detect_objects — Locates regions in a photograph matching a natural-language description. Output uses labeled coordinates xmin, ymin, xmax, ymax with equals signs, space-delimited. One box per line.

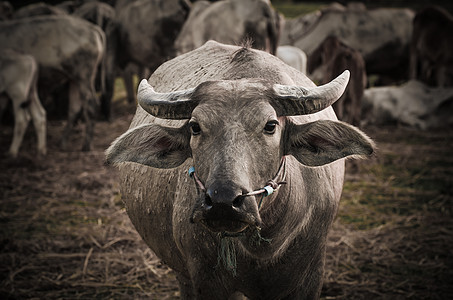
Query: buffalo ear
xmin=285 ymin=120 xmax=375 ymax=167
xmin=105 ymin=123 xmax=191 ymax=168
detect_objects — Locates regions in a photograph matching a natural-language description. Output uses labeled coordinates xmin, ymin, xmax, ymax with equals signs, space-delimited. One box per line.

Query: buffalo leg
xmin=61 ymin=82 xmax=81 ymax=150
xmin=123 ymin=65 xmax=137 ymax=104
xmin=81 ymin=81 xmax=97 ymax=152
xmin=28 ymin=80 xmax=47 ymax=156
xmin=9 ymin=91 xmax=30 ymax=157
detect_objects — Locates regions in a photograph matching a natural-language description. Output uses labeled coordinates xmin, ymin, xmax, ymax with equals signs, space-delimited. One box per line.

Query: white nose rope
xmin=188 ymin=156 xmax=287 ymax=208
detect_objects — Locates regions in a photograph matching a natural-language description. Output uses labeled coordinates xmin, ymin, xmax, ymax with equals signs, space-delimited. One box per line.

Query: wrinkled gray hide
xmin=106 ymin=41 xmax=375 ymax=299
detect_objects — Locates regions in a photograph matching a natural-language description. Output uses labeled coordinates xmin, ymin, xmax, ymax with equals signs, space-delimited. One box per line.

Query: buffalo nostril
xmin=232 ymin=195 xmax=244 ymax=208
xmin=204 ymin=194 xmax=213 ymax=207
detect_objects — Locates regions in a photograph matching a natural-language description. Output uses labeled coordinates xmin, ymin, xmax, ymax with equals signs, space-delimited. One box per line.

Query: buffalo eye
xmin=264 ymin=120 xmax=278 ymax=134
xmin=189 ymin=122 xmax=201 ymax=135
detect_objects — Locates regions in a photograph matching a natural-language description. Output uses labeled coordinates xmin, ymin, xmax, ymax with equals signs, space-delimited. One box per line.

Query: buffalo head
xmin=106 ymin=70 xmax=374 ymax=234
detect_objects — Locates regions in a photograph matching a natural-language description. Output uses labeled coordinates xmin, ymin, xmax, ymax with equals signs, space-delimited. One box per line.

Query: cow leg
xmin=9 ymin=90 xmax=31 ymax=158
xmin=61 ymin=82 xmax=82 ymax=150
xmin=100 ymin=73 xmax=114 ymax=121
xmin=409 ymin=47 xmax=418 ymax=80
xmin=123 ymin=65 xmax=137 ymax=104
xmin=28 ymin=81 xmax=47 ymax=156
xmin=81 ymin=102 xmax=94 ymax=152
xmin=0 ymin=94 xmax=8 ymax=124
xmin=344 ymin=93 xmax=355 ymax=126
xmin=81 ymin=81 xmax=97 ymax=152
xmin=436 ymin=65 xmax=448 ymax=87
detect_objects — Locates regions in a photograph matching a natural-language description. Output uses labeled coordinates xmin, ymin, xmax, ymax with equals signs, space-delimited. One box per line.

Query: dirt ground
xmin=0 ymin=98 xmax=452 ymax=299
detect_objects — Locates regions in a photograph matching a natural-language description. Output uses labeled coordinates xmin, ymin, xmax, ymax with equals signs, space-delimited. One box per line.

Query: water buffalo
xmin=0 ymin=15 xmax=105 ymax=151
xmin=0 ymin=49 xmax=46 ymax=157
xmin=73 ymin=1 xmax=116 ymax=119
xmin=106 ymin=41 xmax=375 ymax=299
xmin=0 ymin=1 xmax=12 ymax=20
xmin=308 ymin=36 xmax=367 ymax=126
xmin=73 ymin=1 xmax=115 ymax=32
xmin=409 ymin=6 xmax=453 ymax=87
xmin=276 ymin=45 xmax=307 ymax=74
xmin=281 ymin=5 xmax=414 ymax=84
xmin=174 ymin=0 xmax=281 ymax=55
xmin=101 ymin=0 xmax=190 ymax=119
xmin=362 ymin=80 xmax=453 ymax=129
xmin=12 ymin=2 xmax=67 ymax=19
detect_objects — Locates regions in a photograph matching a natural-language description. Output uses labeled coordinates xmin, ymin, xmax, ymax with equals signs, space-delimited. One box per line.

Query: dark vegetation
xmin=1 ymin=82 xmax=452 ymax=298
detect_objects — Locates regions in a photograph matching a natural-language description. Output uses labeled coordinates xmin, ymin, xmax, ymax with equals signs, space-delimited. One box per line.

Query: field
xmin=1 ymin=83 xmax=452 ymax=299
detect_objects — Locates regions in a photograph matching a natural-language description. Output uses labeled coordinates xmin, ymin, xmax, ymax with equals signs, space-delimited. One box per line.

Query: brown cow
xmin=308 ymin=36 xmax=367 ymax=126
xmin=409 ymin=6 xmax=453 ymax=87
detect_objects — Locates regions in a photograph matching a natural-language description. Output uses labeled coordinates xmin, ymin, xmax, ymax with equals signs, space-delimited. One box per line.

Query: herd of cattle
xmin=0 ymin=0 xmax=452 ymax=158
xmin=1 ymin=1 xmax=449 ymax=298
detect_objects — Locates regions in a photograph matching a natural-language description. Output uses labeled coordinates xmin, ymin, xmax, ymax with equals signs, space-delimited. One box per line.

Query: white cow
xmin=362 ymin=80 xmax=453 ymax=129
xmin=276 ymin=45 xmax=307 ymax=74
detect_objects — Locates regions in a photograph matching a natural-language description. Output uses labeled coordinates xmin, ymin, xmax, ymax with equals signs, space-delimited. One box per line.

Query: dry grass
xmin=0 ymin=98 xmax=452 ymax=298
xmin=323 ymin=126 xmax=453 ymax=299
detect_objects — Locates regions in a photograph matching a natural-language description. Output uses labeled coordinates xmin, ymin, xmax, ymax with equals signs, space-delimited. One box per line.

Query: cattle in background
xmin=308 ymin=36 xmax=367 ymax=126
xmin=12 ymin=2 xmax=66 ymax=18
xmin=276 ymin=45 xmax=307 ymax=74
xmin=362 ymin=80 xmax=453 ymax=129
xmin=73 ymin=1 xmax=115 ymax=32
xmin=73 ymin=1 xmax=116 ymax=120
xmin=0 ymin=15 xmax=105 ymax=151
xmin=55 ymin=1 xmax=79 ymax=13
xmin=281 ymin=4 xmax=414 ymax=85
xmin=105 ymin=41 xmax=375 ymax=299
xmin=0 ymin=50 xmax=46 ymax=157
xmin=0 ymin=1 xmax=12 ymax=20
xmin=409 ymin=6 xmax=453 ymax=87
xmin=101 ymin=0 xmax=190 ymax=118
xmin=113 ymin=0 xmax=140 ymax=12
xmin=174 ymin=0 xmax=282 ymax=55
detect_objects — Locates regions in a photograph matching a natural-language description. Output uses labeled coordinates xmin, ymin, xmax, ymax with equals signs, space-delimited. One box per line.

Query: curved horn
xmin=271 ymin=70 xmax=350 ymax=116
xmin=137 ymin=79 xmax=198 ymax=119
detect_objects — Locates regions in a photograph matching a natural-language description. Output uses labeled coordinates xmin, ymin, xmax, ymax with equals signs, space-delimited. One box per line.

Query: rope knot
xmin=266 ymin=180 xmax=279 ymax=190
